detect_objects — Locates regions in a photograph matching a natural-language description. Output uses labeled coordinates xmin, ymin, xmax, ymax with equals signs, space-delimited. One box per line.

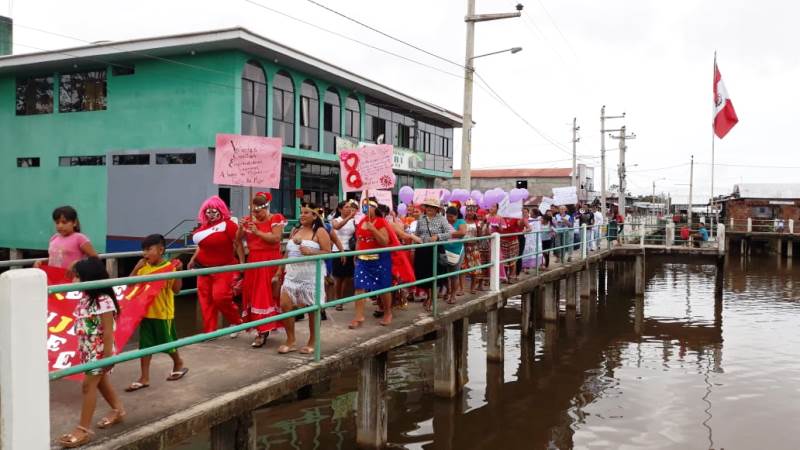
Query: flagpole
xmin=711 ymin=50 xmax=717 ymax=239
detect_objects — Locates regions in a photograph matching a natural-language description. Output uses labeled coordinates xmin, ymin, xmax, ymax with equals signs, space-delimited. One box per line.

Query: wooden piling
xmin=434 ymin=318 xmax=469 ymax=397
xmin=487 ymin=305 xmax=504 ymax=362
xmin=357 ymin=353 xmax=388 ymax=449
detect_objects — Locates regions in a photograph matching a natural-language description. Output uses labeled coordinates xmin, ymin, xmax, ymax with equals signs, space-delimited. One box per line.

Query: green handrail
xmin=47 ymin=228 xmax=610 ymax=380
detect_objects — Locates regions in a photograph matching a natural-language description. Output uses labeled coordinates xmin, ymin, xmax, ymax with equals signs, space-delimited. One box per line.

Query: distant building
xmin=439 ymin=165 xmax=595 ymax=201
xmin=723 ymin=183 xmax=800 ymax=222
xmin=0 ymin=27 xmax=460 ymax=252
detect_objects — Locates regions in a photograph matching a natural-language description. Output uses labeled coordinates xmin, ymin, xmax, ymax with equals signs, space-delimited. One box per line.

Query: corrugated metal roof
xmin=452 ymin=168 xmax=572 ymax=178
xmin=734 ymin=183 xmax=800 ymax=199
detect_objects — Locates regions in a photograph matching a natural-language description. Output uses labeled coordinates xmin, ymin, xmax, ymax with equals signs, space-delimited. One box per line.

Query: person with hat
xmin=414 ymin=197 xmax=453 ymax=311
xmin=237 ymin=192 xmax=287 ymax=348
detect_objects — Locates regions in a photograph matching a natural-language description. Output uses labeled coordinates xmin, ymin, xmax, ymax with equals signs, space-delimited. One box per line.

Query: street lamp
xmin=470 ymin=47 xmax=523 ymax=61
xmin=460 ymin=1 xmax=523 ymax=190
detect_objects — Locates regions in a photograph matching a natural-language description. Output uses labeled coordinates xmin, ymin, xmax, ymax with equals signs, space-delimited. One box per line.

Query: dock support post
xmin=543 ymin=282 xmax=559 ymax=321
xmin=210 ymin=412 xmax=256 ymax=450
xmin=434 ymin=318 xmax=469 ymax=397
xmin=665 ymin=223 xmax=675 ymax=247
xmin=0 ymin=269 xmax=50 ymax=450
xmin=634 ymin=254 xmax=645 ymax=296
xmin=520 ymin=291 xmax=534 ymax=337
xmin=487 ymin=304 xmax=504 ymax=362
xmin=489 ymin=233 xmax=501 ymax=293
xmin=789 ymin=241 xmax=794 ymax=258
xmin=598 ymin=261 xmax=606 ymax=298
xmin=747 ymin=217 xmax=752 ymax=233
xmin=357 ymin=353 xmax=388 ymax=449
xmin=566 ymin=274 xmax=577 ymax=309
xmin=791 ymin=219 xmax=795 ymax=235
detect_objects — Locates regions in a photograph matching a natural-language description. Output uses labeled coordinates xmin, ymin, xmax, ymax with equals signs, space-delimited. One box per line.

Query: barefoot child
xmin=57 ymin=258 xmax=125 ymax=448
xmin=35 ymin=205 xmax=97 ymax=271
xmin=125 ymin=234 xmax=188 ymax=392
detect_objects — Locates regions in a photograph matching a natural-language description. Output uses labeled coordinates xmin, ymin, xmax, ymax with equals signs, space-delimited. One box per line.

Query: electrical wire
xmin=534 ymin=0 xmax=578 ymax=58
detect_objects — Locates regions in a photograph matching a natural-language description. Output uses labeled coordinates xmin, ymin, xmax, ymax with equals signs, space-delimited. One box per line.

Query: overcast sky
xmin=5 ymin=0 xmax=797 ymax=202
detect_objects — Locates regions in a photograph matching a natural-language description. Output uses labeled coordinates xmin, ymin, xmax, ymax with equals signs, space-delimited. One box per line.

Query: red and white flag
xmin=713 ymin=61 xmax=739 ymax=138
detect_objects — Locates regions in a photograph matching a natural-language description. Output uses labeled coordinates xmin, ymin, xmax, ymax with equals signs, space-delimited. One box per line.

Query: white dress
xmin=282 ymin=239 xmax=326 ymax=307
xmin=522 ymin=218 xmax=543 ymax=269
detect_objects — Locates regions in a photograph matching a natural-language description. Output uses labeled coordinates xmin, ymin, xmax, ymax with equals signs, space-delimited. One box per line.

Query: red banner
xmin=43 ymin=262 xmax=177 ymax=376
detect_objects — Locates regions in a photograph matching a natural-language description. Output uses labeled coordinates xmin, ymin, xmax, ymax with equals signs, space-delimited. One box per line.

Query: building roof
xmin=0 ymin=27 xmax=462 ymax=127
xmin=452 ymin=168 xmax=573 ymax=178
xmin=733 ymin=183 xmax=800 ymax=199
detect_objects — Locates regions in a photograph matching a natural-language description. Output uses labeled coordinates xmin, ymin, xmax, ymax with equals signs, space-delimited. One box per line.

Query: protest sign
xmin=44 ymin=263 xmax=177 ymax=378
xmin=539 ymin=196 xmax=553 ymax=212
xmin=213 ymin=134 xmax=282 ymax=188
xmin=361 ymin=190 xmax=393 ymax=210
xmin=552 ymin=186 xmax=578 ymax=206
xmin=339 ymin=144 xmax=395 ymax=193
xmin=412 ymin=188 xmax=444 ymax=206
xmin=498 ymin=195 xmax=523 ymax=218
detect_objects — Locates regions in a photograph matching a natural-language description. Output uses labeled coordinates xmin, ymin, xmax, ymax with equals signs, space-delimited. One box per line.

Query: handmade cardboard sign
xmin=498 ymin=195 xmax=523 ymax=218
xmin=552 ymin=186 xmax=578 ymax=206
xmin=539 ymin=196 xmax=554 ymax=212
xmin=412 ymin=188 xmax=444 ymax=206
xmin=339 ymin=144 xmax=395 ymax=192
xmin=361 ymin=190 xmax=393 ymax=210
xmin=213 ymin=134 xmax=282 ymax=188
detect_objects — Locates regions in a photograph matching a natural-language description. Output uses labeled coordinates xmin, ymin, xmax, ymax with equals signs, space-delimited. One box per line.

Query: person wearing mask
xmin=414 ymin=197 xmax=452 ymax=311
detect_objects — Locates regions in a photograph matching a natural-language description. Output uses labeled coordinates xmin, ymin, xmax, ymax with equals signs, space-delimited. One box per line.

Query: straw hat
xmin=421 ymin=197 xmax=443 ymax=209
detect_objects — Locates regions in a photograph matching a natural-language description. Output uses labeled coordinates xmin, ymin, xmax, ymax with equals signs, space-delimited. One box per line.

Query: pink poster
xmin=213 ymin=134 xmax=283 ymax=188
xmin=412 ymin=188 xmax=444 ymax=206
xmin=339 ymin=145 xmax=395 ymax=193
xmin=360 ymin=190 xmax=393 ymax=210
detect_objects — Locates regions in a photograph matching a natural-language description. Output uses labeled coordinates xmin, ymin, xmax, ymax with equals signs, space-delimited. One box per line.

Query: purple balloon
xmin=398 ymin=186 xmax=414 ymax=205
xmin=440 ymin=189 xmax=451 ymax=203
xmin=460 ymin=205 xmax=467 ymax=217
xmin=509 ymin=188 xmax=526 ymax=203
xmin=451 ymin=188 xmax=469 ymax=203
xmin=397 ymin=203 xmax=408 ymax=217
xmin=470 ymin=190 xmax=483 ymax=203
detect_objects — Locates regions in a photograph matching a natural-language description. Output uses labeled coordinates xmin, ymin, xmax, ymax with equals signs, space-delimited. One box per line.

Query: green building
xmin=0 ymin=26 xmax=460 ymax=252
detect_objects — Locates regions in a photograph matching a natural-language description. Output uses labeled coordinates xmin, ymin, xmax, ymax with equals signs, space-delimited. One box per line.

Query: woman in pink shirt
xmin=36 ymin=206 xmax=98 ymax=271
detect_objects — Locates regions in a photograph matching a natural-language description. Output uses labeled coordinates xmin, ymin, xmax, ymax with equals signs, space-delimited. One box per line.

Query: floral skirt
xmin=462 ymin=242 xmax=483 ymax=275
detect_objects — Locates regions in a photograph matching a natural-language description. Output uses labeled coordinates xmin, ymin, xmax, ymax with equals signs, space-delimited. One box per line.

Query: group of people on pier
xmin=44 ymin=195 xmax=614 ymax=447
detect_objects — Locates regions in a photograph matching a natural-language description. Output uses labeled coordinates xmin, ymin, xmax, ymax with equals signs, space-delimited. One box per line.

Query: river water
xmin=175 ymin=255 xmax=800 ymax=449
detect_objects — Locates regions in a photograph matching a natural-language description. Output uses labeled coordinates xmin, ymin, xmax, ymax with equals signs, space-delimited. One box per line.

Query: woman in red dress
xmin=188 ymin=196 xmax=244 ymax=334
xmin=237 ymin=192 xmax=286 ymax=348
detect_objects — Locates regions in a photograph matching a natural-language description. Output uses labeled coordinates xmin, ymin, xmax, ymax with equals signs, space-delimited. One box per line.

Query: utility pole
xmin=609 ymin=125 xmax=635 ymax=214
xmin=460 ymin=1 xmax=522 ymax=190
xmin=688 ymin=155 xmax=694 ymax=227
xmin=572 ymin=117 xmax=580 ymax=193
xmin=600 ymin=106 xmax=625 ymax=217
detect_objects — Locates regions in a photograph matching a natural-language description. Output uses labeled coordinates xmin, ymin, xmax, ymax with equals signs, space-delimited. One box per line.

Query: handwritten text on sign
xmin=214 ymin=134 xmax=283 ymax=188
xmin=339 ymin=144 xmax=395 ymax=193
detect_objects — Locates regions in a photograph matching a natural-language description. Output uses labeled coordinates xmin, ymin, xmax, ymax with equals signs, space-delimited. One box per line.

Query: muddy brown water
xmin=171 ymin=255 xmax=800 ymax=449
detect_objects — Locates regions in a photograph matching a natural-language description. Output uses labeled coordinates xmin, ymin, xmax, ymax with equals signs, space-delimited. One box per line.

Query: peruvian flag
xmin=713 ymin=61 xmax=739 ymax=138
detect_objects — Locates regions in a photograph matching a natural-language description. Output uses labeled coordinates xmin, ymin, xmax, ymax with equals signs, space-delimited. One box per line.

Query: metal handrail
xmin=46 ymin=227 xmax=615 ymax=380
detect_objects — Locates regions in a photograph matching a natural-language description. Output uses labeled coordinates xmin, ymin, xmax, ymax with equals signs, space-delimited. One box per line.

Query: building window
xmin=113 ymin=154 xmax=150 ymax=165
xmin=241 ymin=61 xmax=267 ymax=136
xmin=16 ymin=157 xmax=40 ymax=167
xmin=323 ymin=88 xmax=341 ymax=154
xmin=300 ymin=162 xmax=340 ymax=212
xmin=16 ymin=76 xmax=54 ymax=115
xmin=271 ymin=159 xmax=297 ymax=219
xmin=272 ymin=71 xmax=295 ymax=148
xmin=59 ymin=155 xmax=106 ymax=166
xmin=345 ymin=96 xmax=360 ymax=139
xmin=156 ymin=153 xmax=196 ymax=165
xmin=299 ymin=81 xmax=319 ymax=151
xmin=371 ymin=116 xmax=386 ymax=143
xmin=111 ymin=65 xmax=135 ymax=76
xmin=397 ymin=124 xmax=411 ymax=148
xmin=59 ymin=70 xmax=107 ymax=113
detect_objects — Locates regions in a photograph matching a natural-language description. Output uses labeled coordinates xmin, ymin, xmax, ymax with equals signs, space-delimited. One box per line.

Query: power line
xmin=534 ymin=0 xmax=577 ymax=58
xmin=305 ymin=0 xmax=463 ymax=69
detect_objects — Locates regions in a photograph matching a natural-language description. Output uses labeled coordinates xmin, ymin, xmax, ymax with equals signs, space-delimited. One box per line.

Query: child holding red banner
xmin=124 ymin=234 xmax=188 ymax=393
xmin=57 ymin=257 xmax=125 ymax=448
xmin=34 ymin=205 xmax=98 ymax=272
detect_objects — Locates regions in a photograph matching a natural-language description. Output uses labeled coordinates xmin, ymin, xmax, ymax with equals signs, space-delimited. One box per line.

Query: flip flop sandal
xmin=278 ymin=345 xmax=297 ymax=354
xmin=299 ymin=346 xmax=314 ymax=354
xmin=58 ymin=426 xmax=94 ymax=448
xmin=125 ymin=382 xmax=149 ymax=392
xmin=348 ymin=320 xmax=364 ymax=329
xmin=97 ymin=409 xmax=126 ymax=429
xmin=166 ymin=368 xmax=189 ymax=381
xmin=372 ymin=310 xmax=385 ymax=318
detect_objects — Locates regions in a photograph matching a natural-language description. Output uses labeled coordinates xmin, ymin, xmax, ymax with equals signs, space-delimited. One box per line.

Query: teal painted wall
xmin=0 ymin=51 xmax=240 ymax=251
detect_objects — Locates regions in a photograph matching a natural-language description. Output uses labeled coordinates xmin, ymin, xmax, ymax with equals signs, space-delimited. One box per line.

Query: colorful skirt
xmin=354 ymin=252 xmax=393 ymax=292
xmin=478 ymin=239 xmax=491 ymax=278
xmin=242 ymin=250 xmax=283 ymax=333
xmin=501 ymin=239 xmax=520 ymax=263
xmin=462 ymin=242 xmax=482 ymax=275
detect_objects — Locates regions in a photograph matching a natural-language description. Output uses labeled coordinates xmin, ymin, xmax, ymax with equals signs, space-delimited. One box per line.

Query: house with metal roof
xmin=438 ymin=165 xmax=596 ymax=201
xmin=0 ymin=24 xmax=461 ymax=252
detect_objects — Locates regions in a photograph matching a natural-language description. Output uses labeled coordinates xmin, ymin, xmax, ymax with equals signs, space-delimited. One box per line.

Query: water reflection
xmin=174 ymin=254 xmax=800 ymax=449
